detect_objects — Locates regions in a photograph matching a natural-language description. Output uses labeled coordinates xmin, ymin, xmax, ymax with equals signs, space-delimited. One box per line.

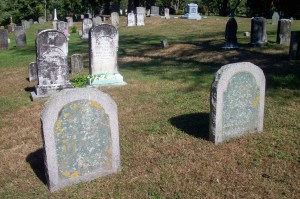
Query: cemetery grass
xmin=0 ymin=16 xmax=299 ymax=198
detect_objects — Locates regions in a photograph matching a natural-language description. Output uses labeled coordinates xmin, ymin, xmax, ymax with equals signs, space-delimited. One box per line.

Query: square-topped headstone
xmin=111 ymin=12 xmax=119 ymax=29
xmin=127 ymin=12 xmax=136 ymax=27
xmin=210 ymin=62 xmax=265 ymax=144
xmin=136 ymin=13 xmax=145 ymax=26
xmin=28 ymin=62 xmax=37 ymax=81
xmin=93 ymin=16 xmax=102 ymax=26
xmin=71 ymin=54 xmax=83 ymax=73
xmin=276 ymin=19 xmax=292 ymax=45
xmin=289 ymin=31 xmax=300 ymax=60
xmin=82 ymin=18 xmax=93 ymax=39
xmin=136 ymin=7 xmax=146 ymax=16
xmin=250 ymin=17 xmax=267 ymax=46
xmin=150 ymin=6 xmax=160 ymax=17
xmin=14 ymin=26 xmax=27 ymax=47
xmin=38 ymin=16 xmax=46 ymax=24
xmin=164 ymin=8 xmax=170 ymax=19
xmin=41 ymin=88 xmax=120 ymax=192
xmin=0 ymin=29 xmax=9 ymax=50
xmin=66 ymin=17 xmax=73 ymax=27
xmin=183 ymin=3 xmax=201 ymax=20
xmin=272 ymin=12 xmax=280 ymax=25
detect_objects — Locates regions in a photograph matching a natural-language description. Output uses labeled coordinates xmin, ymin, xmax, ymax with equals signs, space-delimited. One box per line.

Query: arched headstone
xmin=222 ymin=17 xmax=238 ymax=49
xmin=250 ymin=17 xmax=267 ymax=46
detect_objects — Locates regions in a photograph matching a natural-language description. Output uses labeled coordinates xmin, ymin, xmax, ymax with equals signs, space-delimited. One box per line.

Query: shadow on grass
xmin=169 ymin=113 xmax=210 ymax=140
xmin=26 ymin=148 xmax=47 ymax=185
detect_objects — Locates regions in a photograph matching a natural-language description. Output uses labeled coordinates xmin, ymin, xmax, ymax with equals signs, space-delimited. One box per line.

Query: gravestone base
xmin=88 ymin=73 xmax=125 ymax=86
xmin=31 ymin=84 xmax=73 ymax=101
xmin=182 ymin=13 xmax=201 ymax=20
xmin=222 ymin=43 xmax=239 ymax=50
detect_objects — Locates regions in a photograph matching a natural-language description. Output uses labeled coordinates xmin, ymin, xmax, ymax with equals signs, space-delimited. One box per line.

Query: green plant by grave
xmin=71 ymin=26 xmax=77 ymax=33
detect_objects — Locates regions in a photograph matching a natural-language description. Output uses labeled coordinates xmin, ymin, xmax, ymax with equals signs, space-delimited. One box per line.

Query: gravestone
xmin=29 ymin=19 xmax=34 ymax=25
xmin=93 ymin=16 xmax=102 ymax=26
xmin=289 ymin=31 xmax=300 ymax=60
xmin=52 ymin=21 xmax=57 ymax=30
xmin=38 ymin=16 xmax=45 ymax=24
xmin=31 ymin=30 xmax=73 ymax=100
xmin=22 ymin=20 xmax=30 ymax=29
xmin=127 ymin=12 xmax=136 ymax=27
xmin=7 ymin=23 xmax=16 ymax=32
xmin=71 ymin=54 xmax=83 ymax=73
xmin=276 ymin=19 xmax=292 ymax=45
xmin=66 ymin=17 xmax=73 ymax=27
xmin=41 ymin=88 xmax=121 ymax=192
xmin=88 ymin=24 xmax=125 ymax=85
xmin=81 ymin=14 xmax=84 ymax=19
xmin=183 ymin=3 xmax=201 ymax=20
xmin=222 ymin=17 xmax=238 ymax=49
xmin=57 ymin=21 xmax=65 ymax=33
xmin=28 ymin=62 xmax=37 ymax=81
xmin=0 ymin=29 xmax=9 ymax=50
xmin=136 ymin=13 xmax=145 ymax=26
xmin=150 ymin=6 xmax=160 ymax=17
xmin=111 ymin=12 xmax=119 ymax=29
xmin=161 ymin=39 xmax=169 ymax=48
xmin=210 ymin=62 xmax=265 ymax=144
xmin=82 ymin=18 xmax=93 ymax=39
xmin=14 ymin=26 xmax=27 ymax=47
xmin=272 ymin=12 xmax=280 ymax=25
xmin=164 ymin=8 xmax=170 ymax=19
xmin=78 ymin=30 xmax=83 ymax=36
xmin=250 ymin=17 xmax=267 ymax=46
xmin=136 ymin=7 xmax=146 ymax=16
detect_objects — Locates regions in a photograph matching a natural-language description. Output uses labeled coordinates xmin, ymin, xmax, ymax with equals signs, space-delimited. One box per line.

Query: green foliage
xmin=70 ymin=77 xmax=88 ymax=88
xmin=71 ymin=26 xmax=77 ymax=33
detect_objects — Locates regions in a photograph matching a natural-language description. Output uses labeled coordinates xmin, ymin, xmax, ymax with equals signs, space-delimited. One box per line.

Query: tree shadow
xmin=169 ymin=113 xmax=210 ymax=140
xmin=26 ymin=148 xmax=47 ymax=185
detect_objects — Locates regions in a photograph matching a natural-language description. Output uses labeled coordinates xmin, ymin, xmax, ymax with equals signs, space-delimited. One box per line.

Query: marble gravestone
xmin=127 ymin=12 xmax=136 ymax=27
xmin=136 ymin=7 xmax=146 ymax=16
xmin=276 ymin=19 xmax=292 ymax=45
xmin=82 ymin=18 xmax=93 ymax=39
xmin=88 ymin=24 xmax=125 ymax=85
xmin=250 ymin=17 xmax=267 ymax=46
xmin=31 ymin=30 xmax=73 ymax=100
xmin=71 ymin=54 xmax=83 ymax=73
xmin=164 ymin=8 xmax=170 ymax=19
xmin=0 ymin=29 xmax=9 ymax=50
xmin=150 ymin=6 xmax=160 ymax=17
xmin=289 ymin=31 xmax=300 ymax=60
xmin=93 ymin=16 xmax=102 ymax=26
xmin=41 ymin=88 xmax=121 ymax=192
xmin=272 ymin=12 xmax=280 ymax=25
xmin=222 ymin=17 xmax=238 ymax=49
xmin=210 ymin=62 xmax=265 ymax=144
xmin=14 ymin=26 xmax=27 ymax=47
xmin=111 ymin=12 xmax=120 ymax=29
xmin=136 ymin=13 xmax=145 ymax=26
xmin=28 ymin=62 xmax=37 ymax=81
xmin=183 ymin=3 xmax=201 ymax=20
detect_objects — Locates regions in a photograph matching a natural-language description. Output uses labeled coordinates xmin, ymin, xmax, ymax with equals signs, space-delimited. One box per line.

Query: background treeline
xmin=1 ymin=0 xmax=299 ymax=26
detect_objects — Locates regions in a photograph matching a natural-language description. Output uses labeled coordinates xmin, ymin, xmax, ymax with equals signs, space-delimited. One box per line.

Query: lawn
xmin=0 ymin=16 xmax=299 ymax=198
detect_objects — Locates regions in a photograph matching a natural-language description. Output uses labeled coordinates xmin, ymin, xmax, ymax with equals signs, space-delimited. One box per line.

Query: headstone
xmin=14 ymin=26 xmax=27 ymax=47
xmin=136 ymin=7 xmax=146 ymax=16
xmin=57 ymin=21 xmax=69 ymax=37
xmin=34 ymin=21 xmax=38 ymax=24
xmin=38 ymin=16 xmax=45 ymax=24
xmin=21 ymin=20 xmax=30 ymax=29
xmin=31 ymin=30 xmax=73 ymax=100
xmin=111 ymin=12 xmax=119 ymax=29
xmin=150 ymin=6 xmax=160 ymax=17
xmin=28 ymin=62 xmax=38 ymax=81
xmin=127 ymin=12 xmax=136 ymax=27
xmin=81 ymin=14 xmax=84 ymax=19
xmin=250 ymin=17 xmax=267 ymax=46
xmin=244 ymin=32 xmax=250 ymax=37
xmin=88 ymin=24 xmax=124 ymax=85
xmin=29 ymin=19 xmax=34 ymax=25
xmin=120 ymin=9 xmax=123 ymax=16
xmin=210 ymin=62 xmax=265 ymax=144
xmin=7 ymin=23 xmax=16 ymax=32
xmin=52 ymin=21 xmax=57 ymax=30
xmin=41 ymin=88 xmax=121 ymax=192
xmin=146 ymin=9 xmax=150 ymax=17
xmin=164 ymin=8 xmax=170 ymax=19
xmin=289 ymin=31 xmax=300 ymax=60
xmin=71 ymin=54 xmax=83 ymax=73
xmin=0 ymin=29 xmax=9 ymax=50
xmin=66 ymin=17 xmax=73 ymax=27
xmin=222 ymin=17 xmax=238 ymax=49
xmin=82 ymin=18 xmax=93 ymax=39
xmin=93 ymin=16 xmax=102 ymax=26
xmin=136 ymin=13 xmax=145 ymax=26
xmin=7 ymin=38 xmax=10 ymax=43
xmin=78 ymin=30 xmax=83 ymax=36
xmin=53 ymin=9 xmax=58 ymax=21
xmin=272 ymin=12 xmax=280 ymax=25
xmin=161 ymin=39 xmax=169 ymax=48
xmin=276 ymin=19 xmax=292 ymax=45
xmin=183 ymin=3 xmax=201 ymax=20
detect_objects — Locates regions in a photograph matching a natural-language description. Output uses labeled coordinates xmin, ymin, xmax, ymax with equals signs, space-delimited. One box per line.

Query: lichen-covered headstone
xmin=14 ymin=26 xmax=27 ymax=47
xmin=276 ymin=19 xmax=292 ymax=45
xmin=0 ymin=29 xmax=9 ymax=50
xmin=38 ymin=16 xmax=45 ymax=24
xmin=150 ymin=6 xmax=159 ymax=17
xmin=136 ymin=13 xmax=145 ymax=26
xmin=88 ymin=24 xmax=124 ymax=85
xmin=127 ymin=12 xmax=136 ymax=27
xmin=82 ymin=18 xmax=92 ymax=39
xmin=250 ymin=17 xmax=267 ymax=46
xmin=93 ymin=16 xmax=102 ymax=26
xmin=222 ymin=17 xmax=238 ymax=49
xmin=111 ymin=12 xmax=119 ymax=29
xmin=272 ymin=12 xmax=280 ymax=25
xmin=41 ymin=88 xmax=120 ymax=192
xmin=210 ymin=62 xmax=265 ymax=144
xmin=31 ymin=30 xmax=73 ymax=100
xmin=289 ymin=31 xmax=300 ymax=60
xmin=71 ymin=54 xmax=83 ymax=73
xmin=28 ymin=62 xmax=37 ymax=81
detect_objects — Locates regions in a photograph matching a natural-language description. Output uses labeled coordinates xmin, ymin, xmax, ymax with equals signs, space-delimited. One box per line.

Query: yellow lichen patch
xmin=62 ymin=171 xmax=70 ymax=177
xmin=68 ymin=118 xmax=75 ymax=123
xmin=71 ymin=104 xmax=79 ymax=110
xmin=64 ymin=113 xmax=70 ymax=118
xmin=253 ymin=96 xmax=260 ymax=107
xmin=90 ymin=101 xmax=102 ymax=109
xmin=62 ymin=145 xmax=67 ymax=151
xmin=56 ymin=120 xmax=62 ymax=128
xmin=71 ymin=171 xmax=78 ymax=178
xmin=106 ymin=148 xmax=112 ymax=155
xmin=62 ymin=139 xmax=68 ymax=144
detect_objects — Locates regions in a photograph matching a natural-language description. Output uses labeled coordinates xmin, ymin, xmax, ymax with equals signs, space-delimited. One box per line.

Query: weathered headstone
xmin=164 ymin=8 xmax=170 ymax=19
xmin=14 ymin=26 xmax=27 ymax=47
xmin=88 ymin=24 xmax=125 ymax=85
xmin=250 ymin=17 xmax=267 ymax=46
xmin=222 ymin=17 xmax=238 ymax=49
xmin=41 ymin=88 xmax=121 ymax=192
xmin=127 ymin=12 xmax=136 ymax=27
xmin=276 ymin=19 xmax=292 ymax=45
xmin=210 ymin=62 xmax=265 ymax=144
xmin=7 ymin=23 xmax=16 ymax=32
xmin=21 ymin=20 xmax=30 ymax=29
xmin=150 ymin=6 xmax=160 ymax=17
xmin=272 ymin=12 xmax=280 ymax=25
xmin=111 ymin=12 xmax=119 ymax=29
xmin=29 ymin=19 xmax=34 ymax=25
xmin=52 ymin=21 xmax=57 ymax=30
xmin=183 ymin=3 xmax=201 ymax=20
xmin=66 ymin=17 xmax=73 ymax=27
xmin=57 ymin=21 xmax=69 ymax=37
xmin=38 ymin=16 xmax=45 ymax=24
xmin=71 ymin=54 xmax=83 ymax=73
xmin=136 ymin=7 xmax=146 ymax=16
xmin=161 ymin=39 xmax=169 ymax=48
xmin=28 ymin=62 xmax=38 ymax=81
xmin=136 ymin=13 xmax=145 ymax=26
xmin=31 ymin=30 xmax=73 ymax=100
xmin=289 ymin=31 xmax=300 ymax=60
xmin=82 ymin=18 xmax=93 ymax=39
xmin=0 ymin=29 xmax=9 ymax=50
xmin=93 ymin=16 xmax=102 ymax=26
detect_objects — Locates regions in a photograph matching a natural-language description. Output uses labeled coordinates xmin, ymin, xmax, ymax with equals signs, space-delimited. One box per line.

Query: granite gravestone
xmin=88 ymin=24 xmax=124 ymax=85
xmin=272 ymin=12 xmax=280 ymax=25
xmin=289 ymin=31 xmax=300 ymax=60
xmin=82 ymin=18 xmax=93 ymax=39
xmin=150 ymin=6 xmax=160 ymax=17
xmin=31 ymin=30 xmax=73 ymax=100
xmin=250 ymin=17 xmax=267 ymax=46
xmin=111 ymin=12 xmax=120 ymax=29
xmin=0 ymin=29 xmax=9 ymax=50
xmin=127 ymin=12 xmax=136 ymax=27
xmin=183 ymin=3 xmax=201 ymax=20
xmin=14 ymin=26 xmax=27 ymax=47
xmin=28 ymin=62 xmax=37 ymax=81
xmin=164 ymin=8 xmax=170 ymax=19
xmin=41 ymin=88 xmax=121 ymax=192
xmin=71 ymin=54 xmax=83 ymax=73
xmin=276 ymin=19 xmax=292 ymax=45
xmin=93 ymin=16 xmax=102 ymax=26
xmin=210 ymin=62 xmax=265 ymax=144
xmin=222 ymin=17 xmax=238 ymax=49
